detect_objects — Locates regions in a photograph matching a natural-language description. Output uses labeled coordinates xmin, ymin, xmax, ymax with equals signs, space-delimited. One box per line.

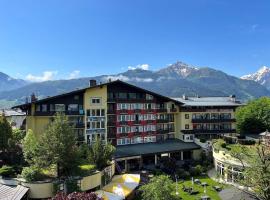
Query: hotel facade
xmin=13 ymin=80 xmax=241 ymax=171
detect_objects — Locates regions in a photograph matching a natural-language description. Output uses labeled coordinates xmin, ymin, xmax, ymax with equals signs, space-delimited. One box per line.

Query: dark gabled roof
xmin=12 ymin=80 xmax=183 ymax=109
xmin=114 ymin=139 xmax=200 ymax=158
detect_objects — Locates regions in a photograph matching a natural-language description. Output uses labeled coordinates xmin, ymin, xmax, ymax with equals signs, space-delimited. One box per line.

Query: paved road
xmin=219 ymin=187 xmax=258 ymax=200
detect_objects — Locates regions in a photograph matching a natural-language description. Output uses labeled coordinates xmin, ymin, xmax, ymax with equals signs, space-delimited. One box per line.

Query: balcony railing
xmin=157 ymin=128 xmax=174 ymax=134
xmin=35 ymin=110 xmax=85 ymax=116
xmin=170 ymin=108 xmax=177 ymax=112
xmin=156 ymin=108 xmax=167 ymax=113
xmin=192 ymin=118 xmax=236 ymax=123
xmin=107 ymin=121 xmax=116 ymax=126
xmin=107 ymin=110 xmax=115 ymax=114
xmin=182 ymin=129 xmax=236 ymax=134
xmin=156 ymin=119 xmax=169 ymax=123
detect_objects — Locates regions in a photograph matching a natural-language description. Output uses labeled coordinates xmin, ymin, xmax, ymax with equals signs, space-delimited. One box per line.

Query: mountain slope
xmin=0 ymin=61 xmax=269 ymax=108
xmin=241 ymin=66 xmax=270 ymax=90
xmin=0 ymin=72 xmax=28 ymax=92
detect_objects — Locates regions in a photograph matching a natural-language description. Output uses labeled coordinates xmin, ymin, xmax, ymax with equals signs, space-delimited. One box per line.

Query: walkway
xmin=207 ymin=168 xmax=258 ymax=200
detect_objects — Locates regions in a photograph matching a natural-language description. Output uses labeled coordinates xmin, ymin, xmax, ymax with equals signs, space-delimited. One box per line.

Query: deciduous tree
xmin=0 ymin=114 xmax=13 ymax=152
xmin=88 ymin=137 xmax=115 ymax=170
xmin=236 ymin=97 xmax=270 ymax=135
xmin=139 ymin=175 xmax=178 ymax=200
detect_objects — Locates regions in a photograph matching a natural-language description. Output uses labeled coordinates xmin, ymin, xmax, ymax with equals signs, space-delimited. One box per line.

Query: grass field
xmin=176 ymin=176 xmax=227 ymax=200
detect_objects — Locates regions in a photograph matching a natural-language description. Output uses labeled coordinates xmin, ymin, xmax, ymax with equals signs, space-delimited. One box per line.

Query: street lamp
xmin=175 ymin=174 xmax=179 ymax=196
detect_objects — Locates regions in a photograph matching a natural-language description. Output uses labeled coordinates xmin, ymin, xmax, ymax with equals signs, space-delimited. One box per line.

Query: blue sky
xmin=0 ymin=0 xmax=269 ymax=81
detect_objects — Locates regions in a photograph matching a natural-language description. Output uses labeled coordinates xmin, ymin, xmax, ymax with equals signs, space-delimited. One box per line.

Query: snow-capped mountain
xmin=1 ymin=61 xmax=269 ymax=109
xmin=241 ymin=66 xmax=270 ymax=90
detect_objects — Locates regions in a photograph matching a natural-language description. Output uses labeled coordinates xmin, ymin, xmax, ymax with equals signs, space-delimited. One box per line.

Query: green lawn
xmin=177 ymin=176 xmax=227 ymax=200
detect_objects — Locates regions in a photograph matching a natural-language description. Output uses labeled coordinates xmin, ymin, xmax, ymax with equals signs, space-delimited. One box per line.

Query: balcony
xmin=118 ymin=109 xmax=129 ymax=114
xmin=107 ymin=121 xmax=116 ymax=126
xmin=170 ymin=108 xmax=177 ymax=112
xmin=156 ymin=119 xmax=169 ymax=123
xmin=76 ymin=136 xmax=85 ymax=142
xmin=74 ymin=123 xmax=85 ymax=128
xmin=181 ymin=129 xmax=236 ymax=134
xmin=157 ymin=129 xmax=171 ymax=134
xmin=156 ymin=108 xmax=167 ymax=113
xmin=192 ymin=118 xmax=236 ymax=123
xmin=145 ymin=109 xmax=155 ymax=113
xmin=107 ymin=109 xmax=115 ymax=114
xmin=119 ymin=121 xmax=129 ymax=125
xmin=107 ymin=98 xmax=154 ymax=103
xmin=35 ymin=110 xmax=84 ymax=116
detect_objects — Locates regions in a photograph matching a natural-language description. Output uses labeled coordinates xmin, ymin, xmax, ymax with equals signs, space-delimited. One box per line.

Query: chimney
xmin=31 ymin=93 xmax=38 ymax=102
xmin=182 ymin=94 xmax=188 ymax=100
xmin=89 ymin=79 xmax=97 ymax=87
xmin=230 ymin=94 xmax=236 ymax=102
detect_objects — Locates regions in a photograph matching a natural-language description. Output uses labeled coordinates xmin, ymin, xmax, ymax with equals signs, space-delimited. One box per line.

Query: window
xmin=131 ymin=137 xmax=143 ymax=144
xmin=146 ymin=94 xmax=154 ymax=100
xmin=118 ymin=93 xmax=127 ymax=99
xmin=185 ymin=124 xmax=189 ymax=129
xmin=42 ymin=104 xmax=47 ymax=112
xmin=50 ymin=104 xmax=55 ymax=112
xmin=185 ymin=114 xmax=189 ymax=119
xmin=117 ymin=138 xmax=130 ymax=145
xmin=68 ymin=104 xmax=78 ymax=111
xmin=36 ymin=104 xmax=41 ymax=112
xmin=55 ymin=104 xmax=65 ymax=112
xmin=129 ymin=93 xmax=137 ymax=99
xmin=74 ymin=95 xmax=79 ymax=100
xmin=91 ymin=97 xmax=101 ymax=104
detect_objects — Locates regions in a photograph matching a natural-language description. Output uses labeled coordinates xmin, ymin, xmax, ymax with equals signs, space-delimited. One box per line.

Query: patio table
xmin=201 ymin=195 xmax=210 ymax=200
xmin=201 ymin=182 xmax=208 ymax=186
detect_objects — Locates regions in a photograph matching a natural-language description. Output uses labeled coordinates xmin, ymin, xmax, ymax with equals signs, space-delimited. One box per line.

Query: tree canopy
xmin=139 ymin=175 xmax=178 ymax=200
xmin=231 ymin=144 xmax=270 ymax=200
xmin=22 ymin=113 xmax=80 ymax=177
xmin=236 ymin=97 xmax=270 ymax=135
xmin=0 ymin=114 xmax=13 ymax=152
xmin=38 ymin=113 xmax=80 ymax=177
xmin=88 ymin=137 xmax=115 ymax=170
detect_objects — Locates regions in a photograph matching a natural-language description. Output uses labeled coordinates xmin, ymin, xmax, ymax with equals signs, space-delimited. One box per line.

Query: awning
xmin=114 ymin=139 xmax=200 ymax=159
xmin=112 ymin=174 xmax=140 ymax=184
xmin=103 ymin=182 xmax=138 ymax=198
xmin=0 ymin=185 xmax=29 ymax=200
xmin=96 ymin=190 xmax=124 ymax=200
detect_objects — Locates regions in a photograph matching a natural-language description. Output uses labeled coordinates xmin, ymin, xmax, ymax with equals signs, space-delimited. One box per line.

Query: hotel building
xmin=13 ymin=80 xmax=241 ymax=171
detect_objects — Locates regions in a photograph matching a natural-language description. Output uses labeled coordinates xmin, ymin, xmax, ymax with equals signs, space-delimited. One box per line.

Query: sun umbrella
xmin=103 ymin=182 xmax=138 ymax=198
xmin=112 ymin=174 xmax=140 ymax=184
xmin=96 ymin=190 xmax=124 ymax=200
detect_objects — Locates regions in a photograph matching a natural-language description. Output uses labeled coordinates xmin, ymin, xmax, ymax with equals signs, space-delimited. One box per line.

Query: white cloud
xmin=102 ymin=75 xmax=130 ymax=82
xmin=26 ymin=71 xmax=58 ymax=82
xmin=128 ymin=64 xmax=150 ymax=70
xmin=68 ymin=70 xmax=80 ymax=79
xmin=134 ymin=77 xmax=154 ymax=82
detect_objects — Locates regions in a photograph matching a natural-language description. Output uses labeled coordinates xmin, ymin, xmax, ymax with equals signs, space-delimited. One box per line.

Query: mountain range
xmin=0 ymin=61 xmax=270 ymax=108
xmin=241 ymin=66 xmax=270 ymax=90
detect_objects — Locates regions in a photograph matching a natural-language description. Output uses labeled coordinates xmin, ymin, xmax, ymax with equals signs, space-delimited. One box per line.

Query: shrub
xmin=21 ymin=166 xmax=42 ymax=182
xmin=176 ymin=168 xmax=190 ymax=179
xmin=194 ymin=164 xmax=203 ymax=175
xmin=0 ymin=165 xmax=15 ymax=178
xmin=200 ymin=138 xmax=206 ymax=143
xmin=221 ymin=142 xmax=227 ymax=149
xmin=51 ymin=192 xmax=101 ymax=200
